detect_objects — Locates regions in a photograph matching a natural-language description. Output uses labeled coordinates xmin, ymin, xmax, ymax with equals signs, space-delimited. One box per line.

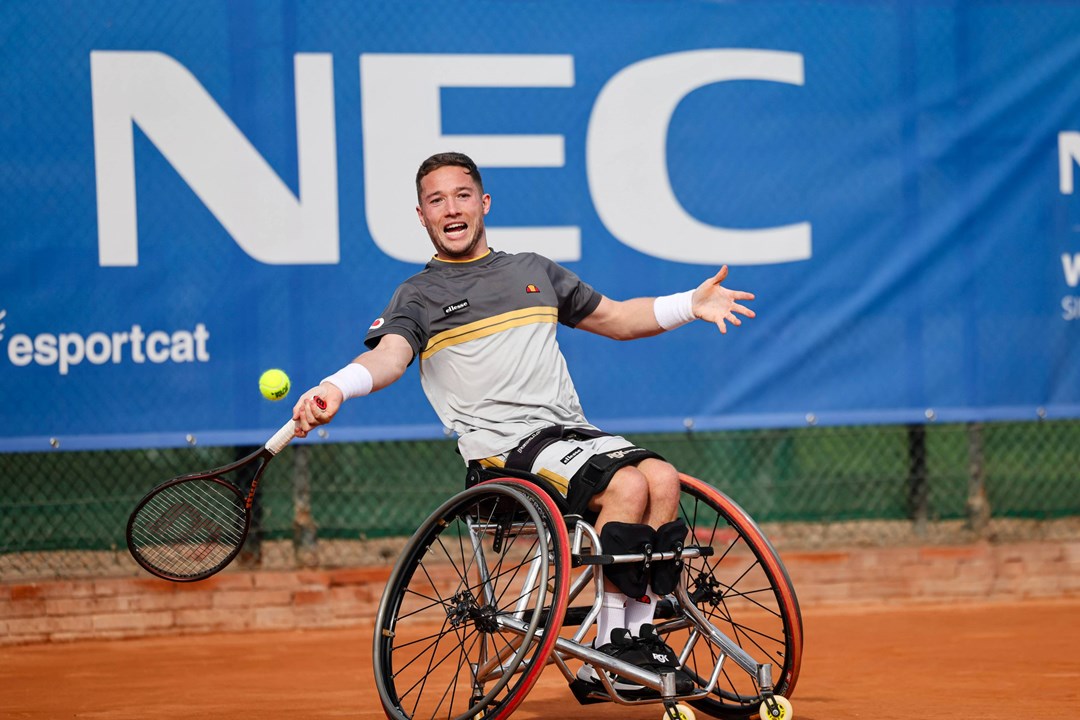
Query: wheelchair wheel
xmin=373 ymin=479 xmax=570 ymax=720
xmin=659 ymin=474 xmax=803 ymax=719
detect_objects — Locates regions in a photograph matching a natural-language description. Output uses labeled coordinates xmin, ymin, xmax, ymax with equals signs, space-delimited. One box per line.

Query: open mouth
xmin=444 ymin=222 xmax=468 ymax=237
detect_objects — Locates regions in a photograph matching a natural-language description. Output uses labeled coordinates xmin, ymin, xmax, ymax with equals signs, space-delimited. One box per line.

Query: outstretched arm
xmin=292 ymin=333 xmax=413 ymax=437
xmin=576 ymin=265 xmax=755 ymax=340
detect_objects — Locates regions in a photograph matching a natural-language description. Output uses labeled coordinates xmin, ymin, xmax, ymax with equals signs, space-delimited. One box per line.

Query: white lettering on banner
xmin=1063 ymin=253 xmax=1080 ymax=287
xmin=360 ymin=54 xmax=579 ymax=263
xmin=1059 ymin=132 xmax=1080 ymax=194
xmin=90 ymin=49 xmax=813 ymax=268
xmin=6 ymin=323 xmax=210 ymax=376
xmin=587 ymin=49 xmax=811 ymax=265
xmin=1062 ymin=296 xmax=1080 ymax=320
xmin=91 ymin=51 xmax=339 ymax=266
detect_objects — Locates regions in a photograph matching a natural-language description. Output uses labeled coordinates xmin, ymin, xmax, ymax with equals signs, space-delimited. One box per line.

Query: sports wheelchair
xmin=372 ymin=468 xmax=803 ymax=720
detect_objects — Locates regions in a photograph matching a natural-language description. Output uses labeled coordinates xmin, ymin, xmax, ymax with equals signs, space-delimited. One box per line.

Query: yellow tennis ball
xmin=259 ymin=368 xmax=290 ymax=401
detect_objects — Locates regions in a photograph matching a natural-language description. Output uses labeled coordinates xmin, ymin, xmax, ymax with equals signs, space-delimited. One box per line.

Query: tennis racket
xmin=126 ymin=399 xmax=324 ymax=582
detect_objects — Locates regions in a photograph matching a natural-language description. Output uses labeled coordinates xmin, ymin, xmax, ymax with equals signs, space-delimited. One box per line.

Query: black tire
xmin=373 ymin=481 xmax=570 ymax=720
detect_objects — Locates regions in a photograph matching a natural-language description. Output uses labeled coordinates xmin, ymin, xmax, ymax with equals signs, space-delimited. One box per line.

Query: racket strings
xmin=129 ymin=477 xmax=247 ymax=578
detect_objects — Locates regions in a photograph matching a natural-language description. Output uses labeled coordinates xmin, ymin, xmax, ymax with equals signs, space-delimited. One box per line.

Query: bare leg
xmin=636 ymin=458 xmax=681 ymax=529
xmin=589 ymin=465 xmax=648 ymax=534
xmin=588 ymin=459 xmax=681 ymax=592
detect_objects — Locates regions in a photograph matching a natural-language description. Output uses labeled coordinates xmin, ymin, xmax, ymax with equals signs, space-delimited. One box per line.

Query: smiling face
xmin=415 ymin=165 xmax=491 ymax=261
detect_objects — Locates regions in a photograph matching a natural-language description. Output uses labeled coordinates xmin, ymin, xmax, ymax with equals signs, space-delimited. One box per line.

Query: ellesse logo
xmin=442 ymin=299 xmax=470 ymax=315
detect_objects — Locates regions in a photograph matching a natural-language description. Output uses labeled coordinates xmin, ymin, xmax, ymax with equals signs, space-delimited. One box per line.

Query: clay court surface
xmin=2 ymin=598 xmax=1077 ymax=720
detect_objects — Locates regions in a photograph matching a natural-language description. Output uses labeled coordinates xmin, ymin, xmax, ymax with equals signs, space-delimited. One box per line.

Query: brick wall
xmin=3 ymin=539 xmax=1078 ymax=646
xmin=783 ymin=539 xmax=1080 ymax=607
xmin=1 ymin=567 xmax=391 ymax=646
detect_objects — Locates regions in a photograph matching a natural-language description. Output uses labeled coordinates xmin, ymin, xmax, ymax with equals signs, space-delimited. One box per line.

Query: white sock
xmin=594 ymin=591 xmax=626 ymax=646
xmin=625 ymin=591 xmax=658 ymax=637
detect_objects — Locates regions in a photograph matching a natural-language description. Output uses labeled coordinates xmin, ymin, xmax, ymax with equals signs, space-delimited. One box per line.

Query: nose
xmin=445 ymin=198 xmax=461 ymax=216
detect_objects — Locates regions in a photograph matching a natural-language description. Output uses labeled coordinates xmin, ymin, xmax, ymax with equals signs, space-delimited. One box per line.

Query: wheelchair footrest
xmin=568 ymin=679 xmax=613 ymax=705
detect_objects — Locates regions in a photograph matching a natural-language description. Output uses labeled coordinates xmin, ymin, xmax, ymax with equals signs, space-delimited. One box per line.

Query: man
xmin=293 ymin=152 xmax=755 ymax=693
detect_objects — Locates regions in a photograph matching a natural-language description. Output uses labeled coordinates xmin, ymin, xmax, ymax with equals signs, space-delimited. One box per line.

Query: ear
xmin=481 ymin=193 xmax=491 ymax=215
xmin=416 ymin=205 xmax=426 ymax=227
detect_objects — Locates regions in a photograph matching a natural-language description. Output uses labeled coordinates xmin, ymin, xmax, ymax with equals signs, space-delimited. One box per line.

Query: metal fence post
xmin=292 ymin=445 xmax=318 ymax=567
xmin=965 ymin=422 xmax=991 ymax=534
xmin=906 ymin=424 xmax=929 ymax=535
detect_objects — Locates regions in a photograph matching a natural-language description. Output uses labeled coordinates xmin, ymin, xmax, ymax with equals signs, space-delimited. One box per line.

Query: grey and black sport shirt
xmin=365 ymin=250 xmax=603 ymax=461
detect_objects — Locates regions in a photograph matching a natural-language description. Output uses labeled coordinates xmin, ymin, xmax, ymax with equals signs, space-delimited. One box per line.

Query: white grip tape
xmin=265 ymin=418 xmax=297 ymax=456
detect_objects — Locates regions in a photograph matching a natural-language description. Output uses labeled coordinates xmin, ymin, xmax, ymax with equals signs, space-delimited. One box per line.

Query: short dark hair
xmin=415 ymin=152 xmax=484 ymax=200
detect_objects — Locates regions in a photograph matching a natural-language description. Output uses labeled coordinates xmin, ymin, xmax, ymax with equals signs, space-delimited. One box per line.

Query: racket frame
xmin=126 ymin=418 xmax=299 ymax=582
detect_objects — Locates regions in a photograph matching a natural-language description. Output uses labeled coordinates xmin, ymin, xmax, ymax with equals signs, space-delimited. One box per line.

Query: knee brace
xmin=650 ymin=518 xmax=688 ymax=596
xmin=599 ymin=522 xmax=656 ymax=598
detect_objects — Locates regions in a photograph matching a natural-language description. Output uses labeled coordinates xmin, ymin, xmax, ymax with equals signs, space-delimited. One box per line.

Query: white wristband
xmin=321 ymin=363 xmax=374 ymax=401
xmin=653 ymin=290 xmax=696 ymax=330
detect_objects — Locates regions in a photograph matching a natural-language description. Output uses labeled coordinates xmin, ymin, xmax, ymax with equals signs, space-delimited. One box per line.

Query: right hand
xmin=292 ymin=382 xmax=344 ymax=438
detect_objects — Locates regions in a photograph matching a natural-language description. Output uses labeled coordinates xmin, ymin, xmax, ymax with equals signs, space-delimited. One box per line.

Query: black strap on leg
xmin=599 ymin=521 xmax=656 ymax=598
xmin=650 ymin=518 xmax=688 ymax=596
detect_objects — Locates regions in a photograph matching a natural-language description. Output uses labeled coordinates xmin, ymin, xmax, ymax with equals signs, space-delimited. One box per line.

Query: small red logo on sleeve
xmin=369 ymin=317 xmax=385 ymax=330
xmin=525 ymin=284 xmax=540 ymax=294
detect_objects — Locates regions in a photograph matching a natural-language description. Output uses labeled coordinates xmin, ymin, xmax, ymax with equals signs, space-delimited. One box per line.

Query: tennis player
xmin=292 ymin=152 xmax=755 ymax=693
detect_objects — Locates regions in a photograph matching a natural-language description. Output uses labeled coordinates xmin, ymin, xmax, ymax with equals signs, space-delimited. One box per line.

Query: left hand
xmin=692 ymin=266 xmax=756 ymax=334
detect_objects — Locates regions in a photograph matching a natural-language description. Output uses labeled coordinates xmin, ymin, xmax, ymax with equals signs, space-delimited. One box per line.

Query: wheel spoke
xmin=673 ymin=477 xmax=802 ymax=715
xmin=374 ymin=482 xmax=569 ymax=720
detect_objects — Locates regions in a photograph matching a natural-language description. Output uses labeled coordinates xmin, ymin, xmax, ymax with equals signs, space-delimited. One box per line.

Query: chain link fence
xmin=2 ymin=419 xmax=1078 ymax=582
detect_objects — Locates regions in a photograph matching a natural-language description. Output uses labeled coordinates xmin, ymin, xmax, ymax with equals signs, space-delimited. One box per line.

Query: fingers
xmin=697 ymin=266 xmax=756 ymax=334
xmin=292 ymin=390 xmax=333 ymax=437
xmin=731 ymin=302 xmax=756 ymax=318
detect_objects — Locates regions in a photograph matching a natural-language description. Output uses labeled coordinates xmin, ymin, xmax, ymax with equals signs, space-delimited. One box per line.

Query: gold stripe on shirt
xmin=421 ymin=306 xmax=558 ymax=360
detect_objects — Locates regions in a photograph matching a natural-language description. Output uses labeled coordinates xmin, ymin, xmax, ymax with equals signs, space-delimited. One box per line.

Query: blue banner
xmin=3 ymin=1 xmax=1080 ymax=451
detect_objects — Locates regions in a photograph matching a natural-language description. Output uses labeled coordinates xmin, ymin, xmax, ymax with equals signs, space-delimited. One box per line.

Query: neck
xmin=436 ymin=248 xmax=491 ymax=263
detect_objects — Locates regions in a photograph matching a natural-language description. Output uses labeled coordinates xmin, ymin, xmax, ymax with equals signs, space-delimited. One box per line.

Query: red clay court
xmin=2 ymin=598 xmax=1077 ymax=720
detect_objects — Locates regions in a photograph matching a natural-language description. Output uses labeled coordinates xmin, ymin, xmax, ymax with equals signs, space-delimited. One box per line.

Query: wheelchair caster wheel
xmin=758 ymin=695 xmax=792 ymax=720
xmin=662 ymin=703 xmax=696 ymax=720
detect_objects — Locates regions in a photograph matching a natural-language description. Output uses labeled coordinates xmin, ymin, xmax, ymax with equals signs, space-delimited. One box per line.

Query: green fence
xmin=2 ymin=419 xmax=1079 ymax=581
